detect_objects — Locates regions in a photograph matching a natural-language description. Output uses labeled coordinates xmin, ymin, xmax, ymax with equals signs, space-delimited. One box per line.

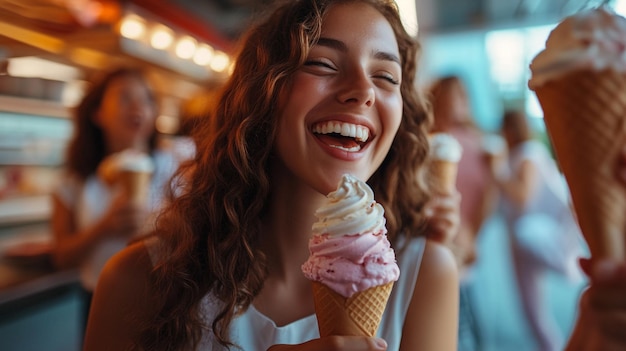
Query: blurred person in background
xmin=50 ymin=66 xmax=179 ymax=335
xmin=489 ymin=109 xmax=585 ymax=351
xmin=428 ymin=74 xmax=498 ymax=351
xmin=428 ymin=75 xmax=498 ymax=272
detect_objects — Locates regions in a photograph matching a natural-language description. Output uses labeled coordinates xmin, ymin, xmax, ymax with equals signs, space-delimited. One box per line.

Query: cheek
xmin=385 ymin=94 xmax=403 ymax=134
xmin=94 ymin=106 xmax=116 ymax=131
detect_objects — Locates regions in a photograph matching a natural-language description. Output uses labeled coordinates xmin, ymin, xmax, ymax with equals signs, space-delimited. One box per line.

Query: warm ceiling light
xmin=175 ymin=36 xmax=197 ymax=59
xmin=150 ymin=25 xmax=174 ymax=50
xmin=120 ymin=14 xmax=146 ymax=40
xmin=227 ymin=60 xmax=236 ymax=75
xmin=209 ymin=51 xmax=230 ymax=72
xmin=193 ymin=44 xmax=214 ymax=66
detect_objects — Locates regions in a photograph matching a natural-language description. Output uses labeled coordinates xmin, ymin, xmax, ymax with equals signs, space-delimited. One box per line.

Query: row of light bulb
xmin=118 ymin=13 xmax=231 ymax=73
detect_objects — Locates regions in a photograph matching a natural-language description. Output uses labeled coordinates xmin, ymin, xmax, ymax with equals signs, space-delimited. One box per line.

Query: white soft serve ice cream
xmin=429 ymin=133 xmax=463 ymax=162
xmin=528 ymin=7 xmax=626 ymax=89
xmin=98 ymin=149 xmax=155 ymax=184
xmin=301 ymin=174 xmax=400 ymax=298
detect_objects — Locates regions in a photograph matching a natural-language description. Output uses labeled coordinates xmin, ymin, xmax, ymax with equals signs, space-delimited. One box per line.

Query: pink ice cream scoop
xmin=301 ymin=174 xmax=400 ymax=298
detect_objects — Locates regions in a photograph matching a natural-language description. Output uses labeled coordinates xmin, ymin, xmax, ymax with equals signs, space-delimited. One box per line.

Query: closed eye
xmin=304 ymin=60 xmax=336 ymax=71
xmin=375 ymin=73 xmax=400 ymax=85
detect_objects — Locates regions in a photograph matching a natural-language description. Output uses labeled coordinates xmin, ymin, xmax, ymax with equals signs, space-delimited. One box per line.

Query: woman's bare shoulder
xmin=420 ymin=239 xmax=458 ymax=277
xmin=101 ymin=239 xmax=154 ymax=283
xmin=399 ymin=239 xmax=459 ymax=351
xmin=84 ymin=240 xmax=155 ymax=350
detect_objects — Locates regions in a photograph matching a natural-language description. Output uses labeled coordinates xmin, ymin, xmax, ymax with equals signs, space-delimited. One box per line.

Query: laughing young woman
xmin=85 ymin=1 xmax=458 ymax=350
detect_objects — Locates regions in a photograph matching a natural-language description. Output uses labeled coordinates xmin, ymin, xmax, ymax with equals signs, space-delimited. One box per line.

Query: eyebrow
xmin=316 ymin=37 xmax=401 ymax=64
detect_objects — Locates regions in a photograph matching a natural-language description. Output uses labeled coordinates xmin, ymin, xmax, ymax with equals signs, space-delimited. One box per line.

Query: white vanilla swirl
xmin=529 ymin=7 xmax=626 ymax=89
xmin=312 ymin=174 xmax=386 ymax=237
xmin=429 ymin=133 xmax=463 ymax=162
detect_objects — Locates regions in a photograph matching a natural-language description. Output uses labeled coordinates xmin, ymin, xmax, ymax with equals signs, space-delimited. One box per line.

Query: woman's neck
xmin=254 ymin=171 xmax=323 ymax=324
xmin=106 ymin=137 xmax=150 ymax=155
xmin=262 ymin=175 xmax=325 ymax=280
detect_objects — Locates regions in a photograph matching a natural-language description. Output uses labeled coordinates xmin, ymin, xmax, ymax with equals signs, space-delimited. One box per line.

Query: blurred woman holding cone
xmin=428 ymin=75 xmax=497 ymax=274
xmin=50 ymin=67 xmax=179 ymax=334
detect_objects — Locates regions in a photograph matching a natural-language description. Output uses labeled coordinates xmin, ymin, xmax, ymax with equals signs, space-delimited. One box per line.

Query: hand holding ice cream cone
xmin=529 ymin=7 xmax=626 ymax=260
xmin=98 ymin=149 xmax=155 ymax=207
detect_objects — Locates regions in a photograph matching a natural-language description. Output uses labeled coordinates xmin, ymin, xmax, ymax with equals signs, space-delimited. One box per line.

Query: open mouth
xmin=312 ymin=120 xmax=370 ymax=152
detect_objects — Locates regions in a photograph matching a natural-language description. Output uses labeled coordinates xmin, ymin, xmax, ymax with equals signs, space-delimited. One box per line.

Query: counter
xmin=0 ymin=260 xmax=80 ymax=315
xmin=0 ymin=240 xmax=83 ymax=351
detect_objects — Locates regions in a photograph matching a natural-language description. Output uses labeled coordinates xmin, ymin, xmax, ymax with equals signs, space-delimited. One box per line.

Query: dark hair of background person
xmin=428 ymin=74 xmax=477 ymax=130
xmin=501 ymin=109 xmax=533 ymax=146
xmin=65 ymin=67 xmax=158 ymax=180
xmin=136 ymin=0 xmax=432 ymax=349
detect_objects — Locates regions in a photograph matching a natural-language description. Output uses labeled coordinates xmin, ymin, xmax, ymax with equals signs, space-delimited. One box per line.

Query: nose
xmin=128 ymin=95 xmax=153 ymax=115
xmin=336 ymin=70 xmax=375 ymax=107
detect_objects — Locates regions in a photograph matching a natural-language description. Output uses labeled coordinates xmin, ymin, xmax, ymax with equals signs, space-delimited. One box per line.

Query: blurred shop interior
xmin=0 ymin=0 xmax=623 ymax=350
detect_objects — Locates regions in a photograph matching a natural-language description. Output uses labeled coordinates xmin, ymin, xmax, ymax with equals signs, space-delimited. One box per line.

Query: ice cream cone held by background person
xmin=98 ymin=149 xmax=155 ymax=206
xmin=428 ymin=133 xmax=463 ymax=194
xmin=529 ymin=6 xmax=626 ymax=260
xmin=301 ymin=174 xmax=400 ymax=337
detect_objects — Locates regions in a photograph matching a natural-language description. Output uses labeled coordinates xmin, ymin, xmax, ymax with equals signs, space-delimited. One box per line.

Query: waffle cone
xmin=118 ymin=170 xmax=152 ymax=206
xmin=428 ymin=160 xmax=458 ymax=194
xmin=534 ymin=69 xmax=626 ymax=260
xmin=311 ymin=281 xmax=393 ymax=337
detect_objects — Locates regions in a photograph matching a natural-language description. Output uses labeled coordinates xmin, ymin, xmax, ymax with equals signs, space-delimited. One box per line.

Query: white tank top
xmin=55 ymin=150 xmax=178 ymax=291
xmin=147 ymin=236 xmax=426 ymax=350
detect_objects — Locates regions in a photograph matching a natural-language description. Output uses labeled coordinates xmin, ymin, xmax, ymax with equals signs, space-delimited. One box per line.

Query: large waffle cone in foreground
xmin=312 ymin=281 xmax=393 ymax=337
xmin=428 ymin=160 xmax=458 ymax=194
xmin=534 ymin=69 xmax=626 ymax=260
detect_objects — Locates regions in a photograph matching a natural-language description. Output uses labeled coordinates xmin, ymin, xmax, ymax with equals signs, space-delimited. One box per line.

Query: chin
xmin=314 ymin=169 xmax=372 ymax=195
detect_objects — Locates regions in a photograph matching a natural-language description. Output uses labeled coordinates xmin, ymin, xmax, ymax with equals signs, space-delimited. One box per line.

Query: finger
xmin=427 ymin=221 xmax=458 ymax=245
xmin=588 ymin=287 xmax=626 ymax=309
xmin=595 ymin=310 xmax=626 ymax=343
xmin=430 ymin=192 xmax=461 ymax=207
xmin=427 ymin=230 xmax=448 ymax=244
xmin=268 ymin=336 xmax=387 ymax=351
xmin=589 ymin=259 xmax=626 ymax=286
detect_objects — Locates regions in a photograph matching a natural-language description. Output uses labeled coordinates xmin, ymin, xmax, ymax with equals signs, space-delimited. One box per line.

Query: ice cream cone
xmin=119 ymin=170 xmax=152 ymax=207
xmin=312 ymin=281 xmax=393 ymax=337
xmin=535 ymin=69 xmax=626 ymax=260
xmin=427 ymin=133 xmax=462 ymax=194
xmin=429 ymin=160 xmax=458 ymax=194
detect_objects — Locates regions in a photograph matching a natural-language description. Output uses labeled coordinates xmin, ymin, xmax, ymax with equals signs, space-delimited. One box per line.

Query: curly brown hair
xmin=136 ymin=0 xmax=432 ymax=349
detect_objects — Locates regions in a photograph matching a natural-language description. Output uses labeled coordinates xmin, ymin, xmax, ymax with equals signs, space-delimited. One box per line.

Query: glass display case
xmin=0 ymin=94 xmax=72 ymax=227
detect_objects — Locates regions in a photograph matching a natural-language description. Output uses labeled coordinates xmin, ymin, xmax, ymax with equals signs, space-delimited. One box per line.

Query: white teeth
xmin=313 ymin=121 xmax=370 ymax=142
xmin=330 ymin=144 xmax=361 ymax=152
xmin=333 ymin=123 xmax=341 ymax=134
